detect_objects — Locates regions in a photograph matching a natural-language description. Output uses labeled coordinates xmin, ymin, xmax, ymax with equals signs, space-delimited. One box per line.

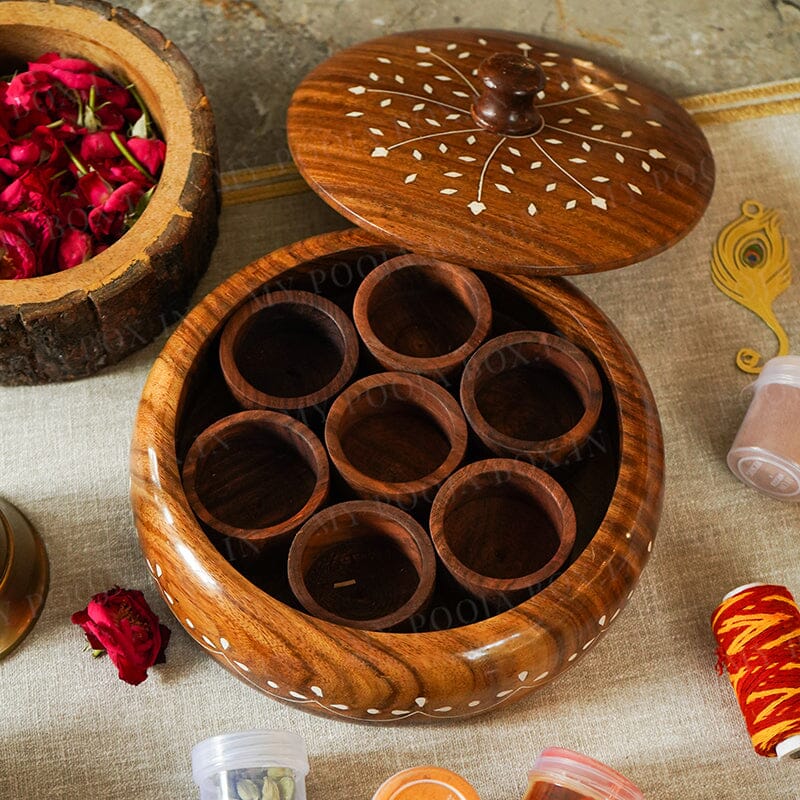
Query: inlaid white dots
xmin=468 ymin=201 xmax=486 ymax=215
xmin=576 ymin=107 xmax=591 ymax=115
xmin=445 ymin=113 xmax=461 ymax=120
xmin=155 ymin=563 xmax=163 ymax=578
xmin=444 ymin=171 xmax=462 ymax=177
xmin=517 ymin=42 xmax=532 ymax=53
xmin=546 ymin=183 xmax=557 ymax=192
xmin=646 ymin=119 xmax=662 ymax=127
xmin=453 ymin=90 xmax=470 ymax=98
xmin=501 ymin=164 xmax=514 ymax=174
xmin=145 ymin=558 xmax=154 ymax=574
xmin=415 ymin=697 xmax=427 ymax=707
xmin=468 ymin=700 xmax=481 ymax=707
xmin=377 ymin=57 xmax=391 ymax=64
xmin=201 ymin=635 xmax=214 ymax=647
xmin=604 ymin=102 xmax=619 ymax=110
xmin=615 ymin=152 xmax=625 ymax=163
xmin=440 ymin=188 xmax=458 ymax=195
xmin=626 ymin=97 xmax=641 ymax=106
xmin=527 ymin=203 xmax=538 ymax=216
xmin=544 ymin=51 xmax=561 ymax=57
xmin=582 ymin=637 xmax=596 ymax=650
xmin=530 ymin=161 xmax=542 ymax=169
xmin=220 ymin=637 xmax=230 ymax=650
xmin=496 ymin=689 xmax=514 ymax=698
xmin=391 ymin=710 xmax=410 ymax=716
xmin=535 ymin=672 xmax=549 ymax=682
xmin=649 ymin=149 xmax=666 ymax=159
xmin=495 ymin=183 xmax=511 ymax=193
xmin=536 ymin=90 xmax=546 ymax=100
xmin=518 ymin=671 xmax=529 ymax=681
xmin=592 ymin=176 xmax=609 ymax=182
xmin=371 ymin=147 xmax=388 ymax=157
xmin=458 ymin=51 xmax=470 ymax=59
xmin=423 ymin=83 xmax=433 ymax=95
xmin=508 ymin=146 xmax=522 ymax=156
xmin=544 ymin=138 xmax=563 ymax=145
xmin=466 ymin=135 xmax=476 ymax=145
xmin=458 ymin=156 xmax=476 ymax=162
xmin=558 ymin=118 xmax=573 ymax=124
xmin=614 ymin=83 xmax=628 ymax=91
xmin=331 ymin=703 xmax=349 ymax=711
xmin=568 ymin=652 xmax=578 ymax=662
xmin=379 ymin=99 xmax=391 ymax=108
xmin=591 ymin=197 xmax=608 ymax=210
xmin=415 ymin=45 xmax=431 ymax=54
xmin=435 ymin=75 xmax=452 ymax=82
xmin=478 ymin=37 xmax=488 ymax=46
xmin=598 ymin=615 xmax=607 ymax=627
xmin=346 ymin=111 xmax=364 ymax=117
xmin=417 ymin=61 xmax=432 ymax=67
xmin=647 ymin=540 xmax=653 ymax=552
xmin=446 ymin=42 xmax=457 ymax=50
xmin=641 ymin=161 xmax=651 ymax=172
xmin=425 ymin=118 xmax=441 ymax=127
xmin=569 ymin=157 xmax=587 ymax=164
xmin=369 ymin=127 xmax=384 ymax=136
xmin=233 ymin=661 xmax=250 ymax=672
xmin=434 ymin=706 xmax=452 ymax=713
xmin=311 ymin=685 xmax=324 ymax=697
xmin=591 ymin=124 xmax=604 ymax=131
xmin=348 ymin=85 xmax=366 ymax=95
xmin=439 ymin=143 xmax=449 ymax=153
xmin=412 ymin=103 xmax=425 ymax=111
xmin=366 ymin=708 xmax=381 ymax=715
xmin=163 ymin=590 xmax=174 ymax=605
xmin=267 ymin=680 xmax=279 ymax=689
xmin=621 ymin=130 xmax=633 ymax=138
xmin=412 ymin=149 xmax=422 ymax=160
xmin=394 ymin=74 xmax=404 ymax=84
xmin=565 ymin=199 xmax=577 ymax=210
xmin=397 ymin=120 xmax=411 ymax=129
xmin=540 ymin=61 xmax=557 ymax=67
xmin=611 ymin=608 xmax=621 ymax=622
xmin=582 ymin=142 xmax=591 ymax=152
xmin=289 ymin=691 xmax=307 ymax=700
xmin=574 ymin=58 xmax=594 ymax=68
xmin=404 ymin=173 xmax=417 ymax=184
xmin=560 ymin=81 xmax=570 ymax=91
xmin=369 ymin=72 xmax=379 ymax=81
xmin=628 ymin=182 xmax=642 ymax=195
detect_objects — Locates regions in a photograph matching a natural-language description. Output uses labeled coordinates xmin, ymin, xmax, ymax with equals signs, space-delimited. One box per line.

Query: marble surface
xmin=119 ymin=0 xmax=800 ymax=170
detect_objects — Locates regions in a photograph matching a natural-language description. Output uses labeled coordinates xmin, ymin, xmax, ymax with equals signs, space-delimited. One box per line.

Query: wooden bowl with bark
xmin=131 ymin=227 xmax=664 ymax=724
xmin=0 ymin=0 xmax=218 ymax=384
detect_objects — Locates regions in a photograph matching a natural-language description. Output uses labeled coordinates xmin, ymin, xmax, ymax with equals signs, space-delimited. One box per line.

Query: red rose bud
xmin=71 ymin=586 xmax=171 ymax=686
xmin=127 ymin=137 xmax=166 ymax=177
xmin=0 ymin=215 xmax=39 ymax=278
xmin=9 ymin=139 xmax=41 ymax=167
xmin=57 ymin=227 xmax=93 ymax=270
xmin=80 ymin=131 xmax=120 ymax=163
xmin=77 ymin=171 xmax=113 ymax=208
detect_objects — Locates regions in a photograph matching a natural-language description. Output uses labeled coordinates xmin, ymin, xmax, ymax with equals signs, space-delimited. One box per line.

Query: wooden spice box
xmin=131 ymin=28 xmax=713 ymax=722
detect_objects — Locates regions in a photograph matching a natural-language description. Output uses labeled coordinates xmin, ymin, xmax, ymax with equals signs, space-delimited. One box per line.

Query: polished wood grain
xmin=131 ymin=227 xmax=664 ymax=723
xmin=460 ymin=331 xmax=603 ymax=465
xmin=429 ymin=458 xmax=576 ymax=604
xmin=324 ymin=371 xmax=468 ymax=507
xmin=288 ymin=29 xmax=714 ymax=276
xmin=287 ymin=500 xmax=436 ymax=631
xmin=0 ymin=498 xmax=49 ymax=658
xmin=219 ymin=290 xmax=359 ymax=414
xmin=352 ymin=254 xmax=492 ymax=381
xmin=0 ymin=0 xmax=218 ymax=384
xmin=181 ymin=410 xmax=329 ymax=548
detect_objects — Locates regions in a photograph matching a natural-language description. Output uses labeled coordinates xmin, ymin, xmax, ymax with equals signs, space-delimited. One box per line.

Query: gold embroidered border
xmin=221 ymin=79 xmax=800 ymax=207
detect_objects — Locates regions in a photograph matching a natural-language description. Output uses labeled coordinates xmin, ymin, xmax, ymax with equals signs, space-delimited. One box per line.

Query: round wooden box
xmin=131 ymin=227 xmax=664 ymax=722
xmin=131 ymin=28 xmax=713 ymax=722
xmin=0 ymin=0 xmax=219 ymax=385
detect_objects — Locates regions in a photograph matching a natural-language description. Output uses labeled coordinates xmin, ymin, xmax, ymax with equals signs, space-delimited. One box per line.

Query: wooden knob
xmin=470 ymin=52 xmax=546 ymax=136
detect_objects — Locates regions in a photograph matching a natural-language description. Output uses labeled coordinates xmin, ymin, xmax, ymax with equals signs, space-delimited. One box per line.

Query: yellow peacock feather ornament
xmin=711 ymin=200 xmax=792 ymax=374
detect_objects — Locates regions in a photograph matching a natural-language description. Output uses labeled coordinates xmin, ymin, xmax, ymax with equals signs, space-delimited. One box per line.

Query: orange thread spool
xmin=711 ymin=583 xmax=800 ymax=758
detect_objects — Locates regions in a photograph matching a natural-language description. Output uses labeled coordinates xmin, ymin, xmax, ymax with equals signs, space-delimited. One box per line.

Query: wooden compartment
xmin=131 ymin=227 xmax=664 ymax=723
xmin=0 ymin=0 xmax=219 ymax=384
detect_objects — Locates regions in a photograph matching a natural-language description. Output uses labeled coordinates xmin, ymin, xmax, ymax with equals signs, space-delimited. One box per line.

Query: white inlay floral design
xmin=347 ymin=37 xmax=669 ymax=217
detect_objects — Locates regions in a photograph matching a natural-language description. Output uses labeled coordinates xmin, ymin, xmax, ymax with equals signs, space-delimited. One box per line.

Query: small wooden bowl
xmin=181 ymin=410 xmax=329 ymax=549
xmin=219 ymin=290 xmax=359 ymax=418
xmin=429 ymin=459 xmax=576 ymax=604
xmin=460 ymin=331 xmax=603 ymax=465
xmin=325 ymin=371 xmax=468 ymax=508
xmin=352 ymin=254 xmax=492 ymax=381
xmin=287 ymin=501 xmax=436 ymax=631
xmin=0 ymin=0 xmax=219 ymax=385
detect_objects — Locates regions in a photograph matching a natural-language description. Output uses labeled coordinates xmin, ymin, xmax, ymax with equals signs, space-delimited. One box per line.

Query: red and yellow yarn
xmin=711 ymin=584 xmax=800 ymax=757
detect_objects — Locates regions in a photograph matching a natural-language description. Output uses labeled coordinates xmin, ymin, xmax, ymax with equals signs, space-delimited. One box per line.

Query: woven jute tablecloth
xmin=2 ymin=81 xmax=800 ymax=800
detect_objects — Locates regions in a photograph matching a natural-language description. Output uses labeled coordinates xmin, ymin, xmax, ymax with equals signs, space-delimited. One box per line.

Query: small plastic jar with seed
xmin=192 ymin=730 xmax=309 ymax=800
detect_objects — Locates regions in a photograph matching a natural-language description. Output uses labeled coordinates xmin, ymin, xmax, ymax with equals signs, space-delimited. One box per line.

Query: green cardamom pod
xmin=261 ymin=778 xmax=281 ymax=800
xmin=236 ymin=778 xmax=261 ymax=800
xmin=266 ymin=768 xmax=293 ymax=779
xmin=278 ymin=776 xmax=295 ymax=800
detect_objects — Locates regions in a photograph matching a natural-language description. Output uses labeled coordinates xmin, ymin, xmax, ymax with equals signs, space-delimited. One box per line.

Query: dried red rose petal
xmin=58 ymin=226 xmax=93 ymax=270
xmin=71 ymin=586 xmax=171 ymax=686
xmin=0 ymin=216 xmax=39 ymax=279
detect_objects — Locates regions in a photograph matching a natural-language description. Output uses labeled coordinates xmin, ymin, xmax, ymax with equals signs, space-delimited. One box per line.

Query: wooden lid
xmin=288 ymin=28 xmax=715 ymax=276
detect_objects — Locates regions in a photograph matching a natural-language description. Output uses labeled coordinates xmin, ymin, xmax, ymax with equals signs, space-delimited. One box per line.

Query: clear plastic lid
xmin=192 ymin=730 xmax=309 ymax=787
xmin=753 ymin=356 xmax=800 ymax=391
xmin=530 ymin=748 xmax=643 ymax=800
